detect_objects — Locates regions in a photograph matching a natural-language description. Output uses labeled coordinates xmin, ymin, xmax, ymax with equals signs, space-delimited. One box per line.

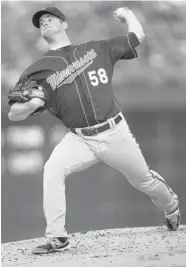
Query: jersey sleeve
xmin=102 ymin=32 xmax=140 ymax=65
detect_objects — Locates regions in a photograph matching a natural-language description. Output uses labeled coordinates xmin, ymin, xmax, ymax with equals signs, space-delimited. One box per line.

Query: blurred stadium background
xmin=1 ymin=1 xmax=186 ymax=243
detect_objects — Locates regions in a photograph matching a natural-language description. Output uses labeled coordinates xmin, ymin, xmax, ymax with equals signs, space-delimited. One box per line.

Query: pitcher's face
xmin=39 ymin=14 xmax=65 ymax=39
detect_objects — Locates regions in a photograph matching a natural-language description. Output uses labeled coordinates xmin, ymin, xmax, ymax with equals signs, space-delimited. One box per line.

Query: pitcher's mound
xmin=2 ymin=226 xmax=186 ymax=267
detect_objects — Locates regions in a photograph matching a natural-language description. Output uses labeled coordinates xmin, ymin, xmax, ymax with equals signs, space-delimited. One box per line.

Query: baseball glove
xmin=8 ymin=80 xmax=47 ymax=114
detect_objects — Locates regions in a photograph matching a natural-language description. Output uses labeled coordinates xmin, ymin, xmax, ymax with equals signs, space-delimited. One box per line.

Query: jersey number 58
xmin=87 ymin=68 xmax=108 ymax=86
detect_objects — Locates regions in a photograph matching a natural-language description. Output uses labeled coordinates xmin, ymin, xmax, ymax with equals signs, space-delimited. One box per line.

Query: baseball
xmin=114 ymin=7 xmax=133 ymax=22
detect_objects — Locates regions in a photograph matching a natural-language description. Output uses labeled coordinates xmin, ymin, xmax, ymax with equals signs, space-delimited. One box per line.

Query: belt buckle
xmin=81 ymin=127 xmax=94 ymax=136
xmin=87 ymin=126 xmax=99 ymax=136
xmin=90 ymin=127 xmax=97 ymax=136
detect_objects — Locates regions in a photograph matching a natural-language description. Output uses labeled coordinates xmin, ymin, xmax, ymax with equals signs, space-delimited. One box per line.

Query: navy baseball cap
xmin=32 ymin=7 xmax=66 ymax=28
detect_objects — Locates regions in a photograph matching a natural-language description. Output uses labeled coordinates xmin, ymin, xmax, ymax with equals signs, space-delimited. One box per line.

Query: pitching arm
xmin=114 ymin=7 xmax=145 ymax=43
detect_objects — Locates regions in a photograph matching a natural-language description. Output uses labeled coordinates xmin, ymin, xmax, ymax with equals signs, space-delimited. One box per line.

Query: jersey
xmin=14 ymin=32 xmax=140 ymax=129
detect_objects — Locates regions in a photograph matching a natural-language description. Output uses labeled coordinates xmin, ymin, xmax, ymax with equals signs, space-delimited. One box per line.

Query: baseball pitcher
xmin=8 ymin=6 xmax=181 ymax=254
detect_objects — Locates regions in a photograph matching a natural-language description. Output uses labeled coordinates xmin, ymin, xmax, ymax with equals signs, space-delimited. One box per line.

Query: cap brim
xmin=32 ymin=10 xmax=54 ymax=28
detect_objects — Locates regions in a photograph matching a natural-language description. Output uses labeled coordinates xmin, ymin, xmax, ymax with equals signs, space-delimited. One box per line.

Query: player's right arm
xmin=8 ymin=98 xmax=44 ymax=121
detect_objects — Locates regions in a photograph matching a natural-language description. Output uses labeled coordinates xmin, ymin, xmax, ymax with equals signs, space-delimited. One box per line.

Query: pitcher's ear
xmin=62 ymin=21 xmax=68 ymax=31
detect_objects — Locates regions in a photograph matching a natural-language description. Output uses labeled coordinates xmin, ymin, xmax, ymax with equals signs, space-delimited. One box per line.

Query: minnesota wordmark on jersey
xmin=46 ymin=49 xmax=97 ymax=90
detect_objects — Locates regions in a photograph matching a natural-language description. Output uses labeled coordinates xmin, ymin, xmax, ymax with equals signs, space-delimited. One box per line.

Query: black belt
xmin=71 ymin=114 xmax=122 ymax=136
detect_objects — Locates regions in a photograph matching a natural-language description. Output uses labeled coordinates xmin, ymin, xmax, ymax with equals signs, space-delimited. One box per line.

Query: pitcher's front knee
xmin=44 ymin=159 xmax=70 ymax=185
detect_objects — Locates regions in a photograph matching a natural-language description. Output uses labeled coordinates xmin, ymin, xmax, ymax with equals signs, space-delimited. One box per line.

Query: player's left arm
xmin=114 ymin=7 xmax=145 ymax=44
xmin=101 ymin=7 xmax=145 ymax=63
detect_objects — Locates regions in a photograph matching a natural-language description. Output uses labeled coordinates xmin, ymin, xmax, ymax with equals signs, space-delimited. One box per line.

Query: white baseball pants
xmin=43 ymin=112 xmax=178 ymax=238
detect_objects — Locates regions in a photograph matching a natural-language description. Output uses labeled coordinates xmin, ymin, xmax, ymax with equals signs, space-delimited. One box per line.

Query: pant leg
xmin=43 ymin=131 xmax=99 ymax=238
xmin=99 ymin=118 xmax=178 ymax=213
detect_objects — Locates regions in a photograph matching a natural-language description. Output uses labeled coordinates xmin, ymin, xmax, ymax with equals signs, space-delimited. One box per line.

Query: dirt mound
xmin=2 ymin=226 xmax=186 ymax=267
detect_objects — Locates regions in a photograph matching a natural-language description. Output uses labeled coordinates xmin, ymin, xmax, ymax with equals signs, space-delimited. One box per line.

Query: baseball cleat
xmin=32 ymin=237 xmax=70 ymax=254
xmin=164 ymin=206 xmax=181 ymax=231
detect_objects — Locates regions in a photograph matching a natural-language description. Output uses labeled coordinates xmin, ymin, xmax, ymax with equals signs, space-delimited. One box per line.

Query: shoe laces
xmin=43 ymin=237 xmax=58 ymax=245
xmin=166 ymin=208 xmax=180 ymax=220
